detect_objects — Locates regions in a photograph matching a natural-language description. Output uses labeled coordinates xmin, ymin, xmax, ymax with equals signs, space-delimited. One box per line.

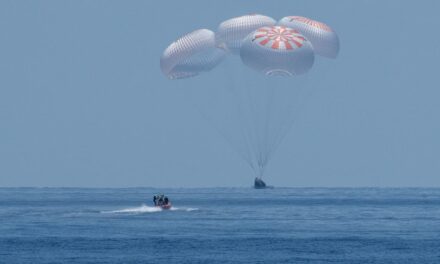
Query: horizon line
xmin=1 ymin=186 xmax=440 ymax=189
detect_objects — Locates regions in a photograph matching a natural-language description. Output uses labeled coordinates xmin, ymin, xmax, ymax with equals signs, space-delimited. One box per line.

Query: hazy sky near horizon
xmin=1 ymin=0 xmax=440 ymax=187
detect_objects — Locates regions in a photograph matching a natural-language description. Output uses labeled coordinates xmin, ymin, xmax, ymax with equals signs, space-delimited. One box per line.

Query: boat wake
xmin=171 ymin=207 xmax=198 ymax=212
xmin=101 ymin=204 xmax=198 ymax=214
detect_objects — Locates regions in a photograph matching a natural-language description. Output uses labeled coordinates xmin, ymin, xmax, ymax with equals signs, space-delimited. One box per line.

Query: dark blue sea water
xmin=1 ymin=188 xmax=440 ymax=263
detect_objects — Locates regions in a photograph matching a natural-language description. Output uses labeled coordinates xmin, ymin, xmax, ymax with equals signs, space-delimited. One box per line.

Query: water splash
xmin=101 ymin=204 xmax=198 ymax=214
xmin=102 ymin=204 xmax=162 ymax=214
xmin=170 ymin=207 xmax=199 ymax=212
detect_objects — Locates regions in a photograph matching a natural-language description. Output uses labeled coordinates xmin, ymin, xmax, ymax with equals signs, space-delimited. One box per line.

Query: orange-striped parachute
xmin=160 ymin=14 xmax=338 ymax=181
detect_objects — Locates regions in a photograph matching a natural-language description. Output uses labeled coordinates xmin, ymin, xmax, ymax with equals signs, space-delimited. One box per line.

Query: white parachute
xmin=160 ymin=14 xmax=339 ymax=181
xmin=215 ymin=14 xmax=276 ymax=53
xmin=160 ymin=29 xmax=226 ymax=79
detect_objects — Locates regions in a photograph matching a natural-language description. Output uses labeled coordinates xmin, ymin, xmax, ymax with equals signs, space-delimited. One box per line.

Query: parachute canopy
xmin=160 ymin=14 xmax=339 ymax=179
xmin=216 ymin=14 xmax=276 ymax=53
xmin=160 ymin=29 xmax=226 ymax=80
xmin=278 ymin=16 xmax=339 ymax=58
xmin=160 ymin=14 xmax=339 ymax=79
xmin=240 ymin=26 xmax=314 ymax=76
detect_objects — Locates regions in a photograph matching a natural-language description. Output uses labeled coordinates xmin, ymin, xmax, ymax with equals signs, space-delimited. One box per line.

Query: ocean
xmin=1 ymin=187 xmax=440 ymax=263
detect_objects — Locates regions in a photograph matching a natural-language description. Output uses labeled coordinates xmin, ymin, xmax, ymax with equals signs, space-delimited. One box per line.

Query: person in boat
xmin=158 ymin=194 xmax=164 ymax=206
xmin=153 ymin=194 xmax=171 ymax=208
xmin=153 ymin=194 xmax=168 ymax=206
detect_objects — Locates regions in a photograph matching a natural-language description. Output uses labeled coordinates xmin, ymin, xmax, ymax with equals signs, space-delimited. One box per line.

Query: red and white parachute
xmin=240 ymin=26 xmax=314 ymax=76
xmin=160 ymin=14 xmax=339 ymax=181
xmin=278 ymin=16 xmax=339 ymax=58
xmin=161 ymin=14 xmax=339 ymax=78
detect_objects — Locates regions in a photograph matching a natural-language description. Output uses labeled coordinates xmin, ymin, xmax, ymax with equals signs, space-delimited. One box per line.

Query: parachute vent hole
xmin=265 ymin=69 xmax=293 ymax=77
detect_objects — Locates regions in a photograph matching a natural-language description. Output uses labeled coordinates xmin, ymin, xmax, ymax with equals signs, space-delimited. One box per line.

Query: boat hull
xmin=157 ymin=204 xmax=172 ymax=210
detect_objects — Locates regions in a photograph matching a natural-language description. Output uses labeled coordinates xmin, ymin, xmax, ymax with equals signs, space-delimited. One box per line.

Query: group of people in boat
xmin=153 ymin=194 xmax=171 ymax=208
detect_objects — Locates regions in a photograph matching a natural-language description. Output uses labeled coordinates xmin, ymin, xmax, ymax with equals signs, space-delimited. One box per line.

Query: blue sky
xmin=1 ymin=0 xmax=439 ymax=187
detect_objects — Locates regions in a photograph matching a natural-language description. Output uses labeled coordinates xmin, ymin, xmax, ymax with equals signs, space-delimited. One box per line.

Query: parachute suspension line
xmin=161 ymin=15 xmax=339 ymax=183
xmin=227 ymin=63 xmax=260 ymax=176
xmin=266 ymin=88 xmax=303 ymax=163
xmin=266 ymin=77 xmax=313 ymax=164
xmin=260 ymin=82 xmax=277 ymax=178
xmin=183 ymin=84 xmax=254 ymax=170
xmin=239 ymin=71 xmax=262 ymax=176
xmin=227 ymin=64 xmax=260 ymax=175
xmin=244 ymin=79 xmax=265 ymax=177
xmin=266 ymin=64 xmax=329 ymax=162
xmin=267 ymin=87 xmax=301 ymax=161
xmin=255 ymin=85 xmax=267 ymax=173
xmin=265 ymin=80 xmax=302 ymax=176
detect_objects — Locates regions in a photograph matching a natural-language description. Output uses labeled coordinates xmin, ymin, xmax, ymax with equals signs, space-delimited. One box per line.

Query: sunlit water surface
xmin=1 ymin=188 xmax=440 ymax=263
